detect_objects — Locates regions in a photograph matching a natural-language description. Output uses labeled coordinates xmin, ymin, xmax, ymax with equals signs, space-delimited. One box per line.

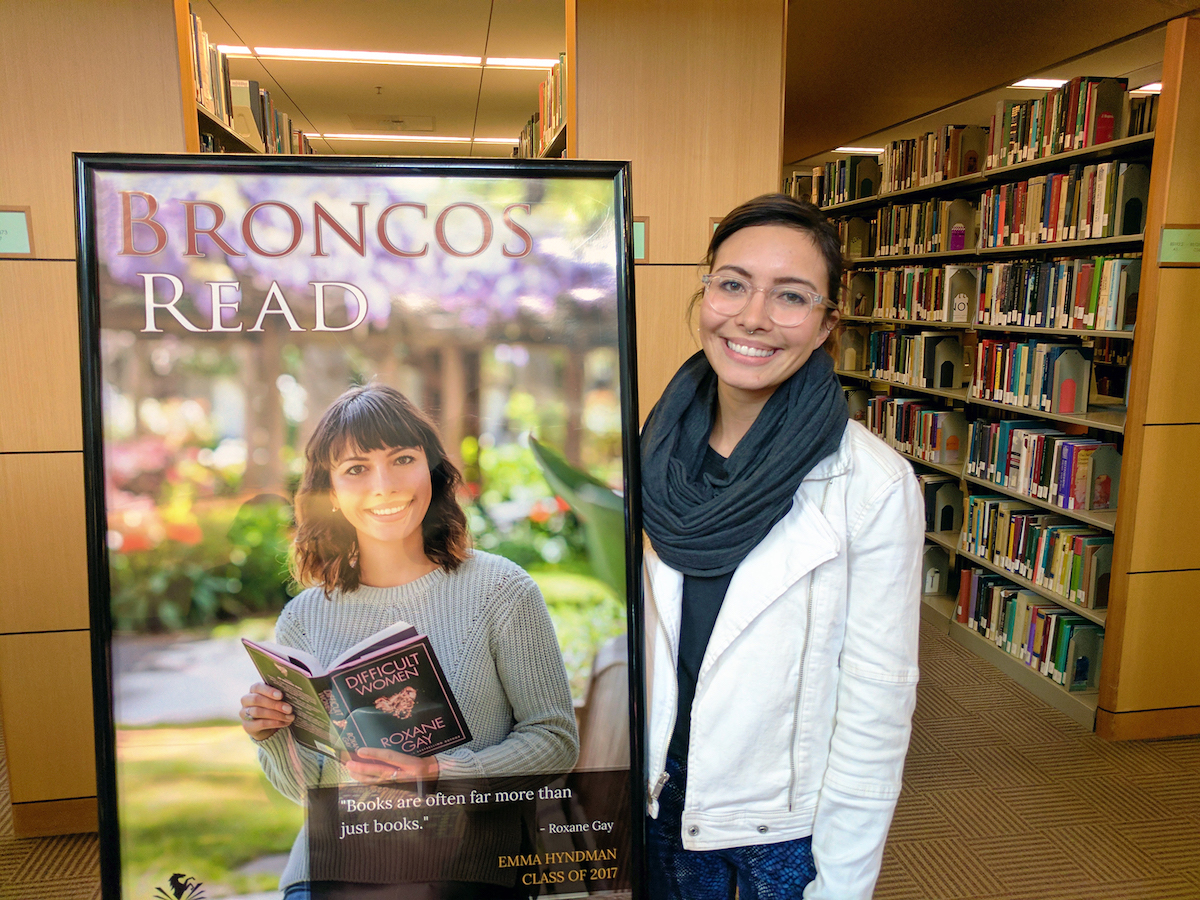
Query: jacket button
xmin=757 ymin=825 xmax=769 ymax=834
xmin=688 ymin=826 xmax=699 ymax=836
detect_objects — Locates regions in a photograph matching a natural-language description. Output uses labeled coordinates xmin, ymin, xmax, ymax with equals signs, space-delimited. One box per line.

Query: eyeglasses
xmin=700 ymin=274 xmax=831 ymax=327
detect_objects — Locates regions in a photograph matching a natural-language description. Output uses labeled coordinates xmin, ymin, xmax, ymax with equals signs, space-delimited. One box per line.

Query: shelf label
xmin=0 ymin=207 xmax=33 ymax=257
xmin=632 ymin=217 xmax=648 ymax=262
xmin=1159 ymin=225 xmax=1200 ymax=267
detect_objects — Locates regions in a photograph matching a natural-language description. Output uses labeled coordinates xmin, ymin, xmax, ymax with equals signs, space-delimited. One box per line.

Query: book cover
xmin=243 ymin=621 xmax=471 ymax=760
xmin=334 ymin=636 xmax=471 ymax=758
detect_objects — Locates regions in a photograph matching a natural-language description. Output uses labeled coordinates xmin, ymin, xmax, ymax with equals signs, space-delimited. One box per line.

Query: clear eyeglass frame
xmin=700 ymin=273 xmax=831 ymax=328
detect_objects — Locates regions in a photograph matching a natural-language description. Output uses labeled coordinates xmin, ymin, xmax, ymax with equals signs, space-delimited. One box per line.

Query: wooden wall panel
xmin=1126 ymin=425 xmax=1200 ymax=572
xmin=0 ymin=261 xmax=83 ymax=452
xmin=0 ymin=0 xmax=187 ymax=259
xmin=0 ymin=454 xmax=90 ymax=634
xmin=633 ymin=265 xmax=702 ymax=419
xmin=1102 ymin=570 xmax=1200 ymax=713
xmin=0 ymin=631 xmax=97 ymax=803
xmin=574 ymin=0 xmax=786 ymax=265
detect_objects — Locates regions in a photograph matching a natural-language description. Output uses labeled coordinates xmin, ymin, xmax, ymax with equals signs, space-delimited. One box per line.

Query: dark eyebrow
xmin=334 ymin=446 xmax=418 ymax=466
xmin=713 ymin=263 xmax=818 ymax=290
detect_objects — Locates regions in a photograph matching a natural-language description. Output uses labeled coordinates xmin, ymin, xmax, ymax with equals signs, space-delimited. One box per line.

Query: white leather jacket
xmin=644 ymin=420 xmax=924 ymax=900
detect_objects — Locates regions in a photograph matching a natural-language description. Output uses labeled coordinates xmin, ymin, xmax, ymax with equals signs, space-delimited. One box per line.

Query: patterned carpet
xmin=2 ymin=620 xmax=1199 ymax=899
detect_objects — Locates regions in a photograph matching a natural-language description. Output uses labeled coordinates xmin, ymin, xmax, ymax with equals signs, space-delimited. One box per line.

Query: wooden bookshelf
xmin=817 ymin=42 xmax=1200 ymax=734
xmin=849 ymin=233 xmax=1146 ymax=267
xmin=820 ymin=133 xmax=1155 ymax=217
xmin=836 ymin=368 xmax=1127 ymax=433
xmin=196 ymin=103 xmax=261 ymax=154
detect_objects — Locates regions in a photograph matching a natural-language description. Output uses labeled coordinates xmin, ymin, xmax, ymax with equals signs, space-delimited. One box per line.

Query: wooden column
xmin=0 ymin=0 xmax=187 ymax=836
xmin=1097 ymin=14 xmax=1200 ymax=739
xmin=571 ymin=0 xmax=788 ymax=417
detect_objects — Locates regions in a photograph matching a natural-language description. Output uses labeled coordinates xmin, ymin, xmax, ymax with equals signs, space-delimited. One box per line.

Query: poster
xmin=76 ymin=155 xmax=642 ymax=900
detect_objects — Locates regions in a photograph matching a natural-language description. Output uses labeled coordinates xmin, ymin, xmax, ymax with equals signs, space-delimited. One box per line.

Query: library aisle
xmin=3 ymin=622 xmax=1198 ymax=899
xmin=875 ymin=621 xmax=1200 ymax=900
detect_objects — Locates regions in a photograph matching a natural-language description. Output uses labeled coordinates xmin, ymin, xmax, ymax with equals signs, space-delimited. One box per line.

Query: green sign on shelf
xmin=0 ymin=208 xmax=33 ymax=257
xmin=632 ymin=219 xmax=647 ymax=262
xmin=1159 ymin=225 xmax=1200 ymax=267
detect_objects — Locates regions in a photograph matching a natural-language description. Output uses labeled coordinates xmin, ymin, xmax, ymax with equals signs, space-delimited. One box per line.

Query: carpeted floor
xmin=2 ymin=619 xmax=1199 ymax=899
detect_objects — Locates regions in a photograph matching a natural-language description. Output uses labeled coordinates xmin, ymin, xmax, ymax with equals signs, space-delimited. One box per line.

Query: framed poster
xmin=76 ymin=154 xmax=643 ymax=900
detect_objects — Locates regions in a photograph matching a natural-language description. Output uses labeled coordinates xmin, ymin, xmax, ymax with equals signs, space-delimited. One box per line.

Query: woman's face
xmin=329 ymin=444 xmax=433 ymax=552
xmin=698 ymin=224 xmax=835 ymax=402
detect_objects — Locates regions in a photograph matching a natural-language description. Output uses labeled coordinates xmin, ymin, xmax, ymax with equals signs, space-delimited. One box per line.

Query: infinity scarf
xmin=640 ymin=349 xmax=848 ymax=576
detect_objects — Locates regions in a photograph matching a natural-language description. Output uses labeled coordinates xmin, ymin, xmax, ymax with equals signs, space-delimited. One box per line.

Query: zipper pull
xmin=649 ymin=771 xmax=669 ymax=802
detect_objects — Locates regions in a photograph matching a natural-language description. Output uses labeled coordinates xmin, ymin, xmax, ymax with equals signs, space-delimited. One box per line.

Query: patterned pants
xmin=647 ymin=756 xmax=818 ymax=900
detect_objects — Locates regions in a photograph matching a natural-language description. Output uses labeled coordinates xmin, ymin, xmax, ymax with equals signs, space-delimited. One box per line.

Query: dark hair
xmin=689 ymin=193 xmax=845 ymax=326
xmin=291 ymin=383 xmax=469 ymax=593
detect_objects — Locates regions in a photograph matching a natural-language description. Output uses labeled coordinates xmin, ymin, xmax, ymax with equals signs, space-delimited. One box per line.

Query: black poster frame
xmin=75 ymin=153 xmax=645 ymax=900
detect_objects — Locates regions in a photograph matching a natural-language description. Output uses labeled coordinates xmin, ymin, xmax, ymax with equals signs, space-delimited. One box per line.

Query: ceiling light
xmin=1132 ymin=82 xmax=1162 ymax=94
xmin=485 ymin=57 xmax=561 ymax=69
xmin=321 ymin=133 xmax=516 ymax=144
xmin=833 ymin=146 xmax=884 ymax=154
xmin=252 ymin=47 xmax=482 ymax=67
xmin=217 ymin=45 xmax=252 ymax=56
xmin=1010 ymin=78 xmax=1068 ymax=89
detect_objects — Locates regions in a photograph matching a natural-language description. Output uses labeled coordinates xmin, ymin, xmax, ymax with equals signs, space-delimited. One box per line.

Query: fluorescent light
xmin=1010 ymin=78 xmax=1068 ymax=89
xmin=485 ymin=57 xmax=561 ymax=69
xmin=1132 ymin=82 xmax=1162 ymax=94
xmin=833 ymin=146 xmax=884 ymax=154
xmin=217 ymin=45 xmax=252 ymax=56
xmin=252 ymin=47 xmax=482 ymax=67
xmin=321 ymin=133 xmax=517 ymax=144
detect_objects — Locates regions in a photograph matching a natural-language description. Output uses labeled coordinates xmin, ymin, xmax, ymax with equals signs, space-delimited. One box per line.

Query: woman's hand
xmin=346 ymin=747 xmax=439 ymax=785
xmin=240 ymin=683 xmax=294 ymax=741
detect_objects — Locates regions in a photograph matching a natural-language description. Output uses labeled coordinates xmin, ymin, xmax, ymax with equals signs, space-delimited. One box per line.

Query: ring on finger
xmin=242 ymin=708 xmax=252 ymax=721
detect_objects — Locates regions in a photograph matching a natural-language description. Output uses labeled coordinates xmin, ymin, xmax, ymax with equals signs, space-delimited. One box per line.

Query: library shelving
xmin=174 ymin=3 xmax=313 ymax=155
xmin=815 ymin=22 xmax=1200 ymax=737
xmin=516 ymin=54 xmax=569 ymax=158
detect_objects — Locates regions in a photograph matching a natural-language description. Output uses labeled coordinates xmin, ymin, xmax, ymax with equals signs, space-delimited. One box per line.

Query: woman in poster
xmin=240 ymin=382 xmax=579 ymax=899
xmin=641 ymin=194 xmax=923 ymax=900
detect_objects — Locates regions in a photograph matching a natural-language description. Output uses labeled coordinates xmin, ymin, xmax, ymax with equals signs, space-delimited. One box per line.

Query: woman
xmin=240 ymin=383 xmax=579 ymax=899
xmin=641 ymin=194 xmax=923 ymax=900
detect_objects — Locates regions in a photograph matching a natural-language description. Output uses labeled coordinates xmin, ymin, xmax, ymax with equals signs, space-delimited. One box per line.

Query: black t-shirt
xmin=668 ymin=446 xmax=735 ymax=762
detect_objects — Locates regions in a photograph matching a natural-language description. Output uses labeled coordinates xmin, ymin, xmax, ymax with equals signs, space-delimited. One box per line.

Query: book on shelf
xmin=861 ymin=394 xmax=967 ymax=466
xmin=978 ymin=256 xmax=1140 ymax=331
xmin=954 ymin=565 xmax=1104 ymax=690
xmin=868 ymin=197 xmax=979 ymax=257
xmin=818 ymin=155 xmax=881 ymax=205
xmin=189 ymin=8 xmax=233 ymax=129
xmin=517 ymin=53 xmax=567 ymax=158
xmin=968 ymin=339 xmax=1094 ymax=415
xmin=783 ymin=172 xmax=815 ymax=203
xmin=242 ymin=620 xmax=471 ymax=761
xmin=987 ymin=77 xmax=1130 ymax=169
xmin=868 ymin=330 xmax=967 ymax=390
xmin=877 ymin=125 xmax=990 ymax=194
xmin=980 ymin=159 xmax=1147 ymax=247
xmin=229 ymin=80 xmax=267 ymax=152
xmin=961 ymin=495 xmax=1112 ymax=608
xmin=966 ymin=420 xmax=1122 ymax=512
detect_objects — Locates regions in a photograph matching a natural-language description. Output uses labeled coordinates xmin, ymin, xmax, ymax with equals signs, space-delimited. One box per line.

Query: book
xmin=243 ymin=620 xmax=471 ymax=761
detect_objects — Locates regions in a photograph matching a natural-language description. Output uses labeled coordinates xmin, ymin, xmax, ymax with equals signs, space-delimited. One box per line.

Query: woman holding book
xmin=641 ymin=194 xmax=923 ymax=900
xmin=240 ymin=383 xmax=578 ymax=899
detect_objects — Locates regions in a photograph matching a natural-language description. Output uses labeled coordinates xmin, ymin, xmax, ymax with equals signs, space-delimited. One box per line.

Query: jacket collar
xmin=801 ymin=420 xmax=852 ymax=481
xmin=699 ymin=484 xmax=840 ymax=678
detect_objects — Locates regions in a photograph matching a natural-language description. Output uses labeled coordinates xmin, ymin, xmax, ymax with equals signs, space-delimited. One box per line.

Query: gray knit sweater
xmin=255 ymin=550 xmax=579 ymax=889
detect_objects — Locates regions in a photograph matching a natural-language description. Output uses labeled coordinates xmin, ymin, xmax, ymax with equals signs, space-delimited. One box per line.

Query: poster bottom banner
xmin=307 ymin=769 xmax=631 ymax=898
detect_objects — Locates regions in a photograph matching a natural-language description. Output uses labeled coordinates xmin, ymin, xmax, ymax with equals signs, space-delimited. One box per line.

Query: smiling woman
xmin=239 ymin=383 xmax=579 ymax=898
xmin=641 ymin=194 xmax=924 ymax=900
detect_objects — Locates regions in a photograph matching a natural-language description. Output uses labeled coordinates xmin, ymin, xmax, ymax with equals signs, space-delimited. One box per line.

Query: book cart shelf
xmin=800 ymin=18 xmax=1200 ymax=739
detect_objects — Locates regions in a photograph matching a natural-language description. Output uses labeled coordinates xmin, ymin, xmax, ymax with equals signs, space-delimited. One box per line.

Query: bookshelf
xmin=812 ymin=19 xmax=1200 ymax=738
xmin=516 ymin=55 xmax=569 ymax=158
xmin=172 ymin=0 xmax=312 ymax=155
